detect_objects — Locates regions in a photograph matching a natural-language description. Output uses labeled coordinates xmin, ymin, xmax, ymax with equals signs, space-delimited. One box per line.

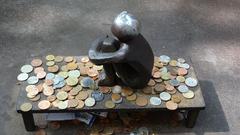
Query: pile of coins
xmin=17 ymin=55 xmax=198 ymax=112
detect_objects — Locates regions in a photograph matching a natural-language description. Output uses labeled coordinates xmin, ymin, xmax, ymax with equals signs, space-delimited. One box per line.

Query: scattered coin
xmin=61 ymin=65 xmax=68 ymax=72
xmin=80 ymin=77 xmax=94 ymax=88
xmin=31 ymin=59 xmax=43 ymax=67
xmin=56 ymin=91 xmax=68 ymax=101
xmin=159 ymin=92 xmax=171 ymax=101
xmin=159 ymin=55 xmax=171 ymax=63
xmin=154 ymin=84 xmax=165 ymax=93
xmin=182 ymin=90 xmax=195 ymax=99
xmin=21 ymin=65 xmax=33 ymax=73
xmin=171 ymin=95 xmax=181 ymax=103
xmin=64 ymin=56 xmax=74 ymax=63
xmin=85 ymin=97 xmax=96 ymax=107
xmin=176 ymin=76 xmax=185 ymax=83
xmin=126 ymin=93 xmax=137 ymax=101
xmin=81 ymin=56 xmax=89 ymax=63
xmin=149 ymin=97 xmax=162 ymax=106
xmin=29 ymin=94 xmax=41 ymax=101
xmin=43 ymin=86 xmax=54 ymax=96
xmin=147 ymin=79 xmax=156 ymax=86
xmin=38 ymin=100 xmax=51 ymax=110
xmin=166 ymin=101 xmax=178 ymax=110
xmin=47 ymin=95 xmax=56 ymax=102
xmin=76 ymin=91 xmax=88 ymax=100
xmin=142 ymin=86 xmax=152 ymax=94
xmin=136 ymin=96 xmax=148 ymax=107
xmin=161 ymin=73 xmax=171 ymax=80
xmin=112 ymin=85 xmax=122 ymax=94
xmin=68 ymin=70 xmax=80 ymax=78
xmin=185 ymin=77 xmax=198 ymax=87
xmin=99 ymin=86 xmax=111 ymax=94
xmin=17 ymin=73 xmax=29 ymax=81
xmin=46 ymin=73 xmax=55 ymax=80
xmin=48 ymin=65 xmax=59 ymax=73
xmin=177 ymin=58 xmax=185 ymax=63
xmin=58 ymin=100 xmax=68 ymax=109
xmin=34 ymin=67 xmax=44 ymax=74
xmin=54 ymin=56 xmax=64 ymax=62
xmin=76 ymin=100 xmax=85 ymax=109
xmin=87 ymin=68 xmax=98 ymax=77
xmin=58 ymin=71 xmax=69 ymax=79
xmin=177 ymin=84 xmax=189 ymax=93
xmin=178 ymin=68 xmax=188 ymax=76
xmin=169 ymin=60 xmax=177 ymax=66
xmin=105 ymin=100 xmax=115 ymax=108
xmin=46 ymin=61 xmax=55 ymax=67
xmin=91 ymin=91 xmax=104 ymax=102
xmin=67 ymin=62 xmax=78 ymax=70
xmin=46 ymin=55 xmax=55 ymax=61
xmin=66 ymin=77 xmax=79 ymax=86
xmin=169 ymin=79 xmax=180 ymax=86
xmin=153 ymin=71 xmax=161 ymax=78
xmin=36 ymin=71 xmax=46 ymax=79
xmin=111 ymin=93 xmax=121 ymax=101
xmin=20 ymin=102 xmax=32 ymax=112
xmin=92 ymin=65 xmax=103 ymax=71
xmin=165 ymin=84 xmax=175 ymax=91
xmin=27 ymin=76 xmax=39 ymax=84
xmin=68 ymin=99 xmax=79 ymax=108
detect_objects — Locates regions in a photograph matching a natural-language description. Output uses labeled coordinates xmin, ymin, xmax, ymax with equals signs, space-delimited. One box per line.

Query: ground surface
xmin=0 ymin=0 xmax=240 ymax=135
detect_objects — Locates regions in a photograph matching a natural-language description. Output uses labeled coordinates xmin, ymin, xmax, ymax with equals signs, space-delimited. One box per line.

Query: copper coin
xmin=68 ymin=94 xmax=75 ymax=100
xmin=79 ymin=66 xmax=89 ymax=76
xmin=48 ymin=65 xmax=59 ymax=73
xmin=121 ymin=87 xmax=133 ymax=97
xmin=85 ymin=62 xmax=93 ymax=68
xmin=87 ymin=68 xmax=98 ymax=77
xmin=147 ymin=79 xmax=156 ymax=86
xmin=76 ymin=100 xmax=85 ymax=109
xmin=28 ymin=86 xmax=39 ymax=96
xmin=45 ymin=79 xmax=54 ymax=86
xmin=153 ymin=71 xmax=161 ymax=78
xmin=34 ymin=67 xmax=44 ymax=74
xmin=81 ymin=56 xmax=89 ymax=63
xmin=76 ymin=91 xmax=88 ymax=100
xmin=36 ymin=83 xmax=44 ymax=92
xmin=165 ymin=84 xmax=174 ymax=91
xmin=36 ymin=71 xmax=46 ymax=79
xmin=178 ymin=68 xmax=188 ymax=76
xmin=111 ymin=93 xmax=121 ymax=101
xmin=31 ymin=59 xmax=43 ymax=67
xmin=52 ymin=99 xmax=60 ymax=107
xmin=154 ymin=84 xmax=165 ymax=92
xmin=126 ymin=93 xmax=137 ymax=101
xmin=29 ymin=94 xmax=41 ymax=102
xmin=38 ymin=100 xmax=51 ymax=110
xmin=166 ymin=101 xmax=178 ymax=110
xmin=99 ymin=86 xmax=111 ymax=94
xmin=67 ymin=62 xmax=78 ymax=70
xmin=171 ymin=95 xmax=181 ymax=103
xmin=154 ymin=78 xmax=163 ymax=83
xmin=64 ymin=56 xmax=74 ymax=63
xmin=35 ymin=129 xmax=46 ymax=135
xmin=168 ymin=88 xmax=177 ymax=94
xmin=47 ymin=95 xmax=57 ymax=102
xmin=68 ymin=99 xmax=79 ymax=108
xmin=136 ymin=96 xmax=148 ymax=107
xmin=154 ymin=62 xmax=164 ymax=68
xmin=169 ymin=67 xmax=178 ymax=76
xmin=62 ymin=85 xmax=73 ymax=92
xmin=25 ymin=85 xmax=36 ymax=92
xmin=142 ymin=86 xmax=152 ymax=94
xmin=43 ymin=86 xmax=54 ymax=96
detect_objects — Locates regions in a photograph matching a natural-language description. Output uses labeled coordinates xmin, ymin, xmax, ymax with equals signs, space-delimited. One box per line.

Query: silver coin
xmin=91 ymin=91 xmax=104 ymax=102
xmin=177 ymin=84 xmax=189 ymax=93
xmin=182 ymin=90 xmax=195 ymax=99
xmin=185 ymin=77 xmax=198 ymax=87
xmin=112 ymin=85 xmax=122 ymax=94
xmin=58 ymin=100 xmax=68 ymax=109
xmin=80 ymin=77 xmax=94 ymax=88
xmin=159 ymin=92 xmax=171 ymax=101
xmin=17 ymin=73 xmax=29 ymax=81
xmin=159 ymin=67 xmax=168 ymax=74
xmin=68 ymin=70 xmax=80 ymax=78
xmin=21 ymin=65 xmax=33 ymax=73
xmin=159 ymin=55 xmax=171 ymax=63
xmin=112 ymin=97 xmax=123 ymax=104
xmin=27 ymin=76 xmax=39 ymax=84
xmin=149 ymin=97 xmax=161 ymax=106
xmin=53 ymin=81 xmax=65 ymax=89
xmin=46 ymin=73 xmax=55 ymax=80
xmin=138 ymin=127 xmax=149 ymax=135
xmin=177 ymin=58 xmax=185 ymax=63
xmin=169 ymin=79 xmax=180 ymax=86
xmin=84 ymin=97 xmax=96 ymax=107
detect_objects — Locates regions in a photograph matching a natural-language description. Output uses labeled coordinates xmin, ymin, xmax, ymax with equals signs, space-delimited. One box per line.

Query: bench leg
xmin=186 ymin=109 xmax=200 ymax=128
xmin=21 ymin=112 xmax=36 ymax=131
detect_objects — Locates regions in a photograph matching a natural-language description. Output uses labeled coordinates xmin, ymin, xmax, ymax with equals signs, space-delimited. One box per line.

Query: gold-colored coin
xmin=31 ymin=59 xmax=43 ymax=67
xmin=92 ymin=65 xmax=103 ymax=71
xmin=154 ymin=62 xmax=163 ymax=68
xmin=52 ymin=99 xmax=60 ymax=108
xmin=111 ymin=93 xmax=121 ymax=101
xmin=147 ymin=79 xmax=156 ymax=86
xmin=68 ymin=94 xmax=75 ymax=100
xmin=182 ymin=90 xmax=195 ymax=99
xmin=38 ymin=100 xmax=51 ymax=110
xmin=142 ymin=86 xmax=152 ymax=95
xmin=47 ymin=95 xmax=56 ymax=102
xmin=68 ymin=99 xmax=79 ymax=108
xmin=28 ymin=86 xmax=39 ymax=96
xmin=56 ymin=91 xmax=68 ymax=100
xmin=79 ymin=66 xmax=89 ymax=76
xmin=66 ymin=77 xmax=78 ymax=86
xmin=105 ymin=100 xmax=115 ymax=109
xmin=27 ymin=92 xmax=36 ymax=98
xmin=136 ymin=96 xmax=148 ymax=107
xmin=121 ymin=87 xmax=133 ymax=97
xmin=47 ymin=65 xmax=59 ymax=73
xmin=176 ymin=76 xmax=185 ymax=83
xmin=81 ymin=56 xmax=89 ymax=63
xmin=166 ymin=101 xmax=178 ymax=110
xmin=46 ymin=61 xmax=55 ymax=67
xmin=153 ymin=71 xmax=161 ymax=78
xmin=20 ymin=102 xmax=32 ymax=112
xmin=76 ymin=91 xmax=88 ymax=100
xmin=54 ymin=56 xmax=64 ymax=62
xmin=87 ymin=68 xmax=98 ymax=77
xmin=64 ymin=56 xmax=74 ymax=63
xmin=25 ymin=85 xmax=36 ymax=92
xmin=126 ymin=93 xmax=137 ymax=101
xmin=67 ymin=62 xmax=78 ymax=70
xmin=171 ymin=95 xmax=181 ymax=103
xmin=61 ymin=65 xmax=68 ymax=72
xmin=46 ymin=55 xmax=55 ymax=61
xmin=43 ymin=86 xmax=54 ymax=96
xmin=76 ymin=100 xmax=85 ymax=109
xmin=169 ymin=60 xmax=178 ymax=66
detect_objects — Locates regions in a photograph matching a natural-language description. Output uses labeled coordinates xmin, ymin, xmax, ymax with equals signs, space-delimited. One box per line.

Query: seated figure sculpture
xmin=88 ymin=11 xmax=154 ymax=89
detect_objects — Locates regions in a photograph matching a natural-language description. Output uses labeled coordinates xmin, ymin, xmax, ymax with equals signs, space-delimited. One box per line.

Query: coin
xmin=169 ymin=60 xmax=177 ymax=66
xmin=34 ymin=67 xmax=44 ymax=74
xmin=17 ymin=73 xmax=29 ymax=81
xmin=56 ymin=91 xmax=68 ymax=100
xmin=29 ymin=94 xmax=41 ymax=102
xmin=147 ymin=79 xmax=156 ymax=86
xmin=159 ymin=92 xmax=171 ymax=101
xmin=185 ymin=77 xmax=198 ymax=87
xmin=46 ymin=73 xmax=55 ymax=80
xmin=76 ymin=91 xmax=88 ymax=100
xmin=91 ymin=91 xmax=104 ymax=102
xmin=161 ymin=73 xmax=171 ymax=80
xmin=43 ymin=86 xmax=54 ymax=96
xmin=28 ymin=86 xmax=39 ymax=96
xmin=142 ymin=86 xmax=152 ymax=94
xmin=80 ymin=77 xmax=94 ymax=88
xmin=169 ymin=79 xmax=180 ymax=86
xmin=112 ymin=85 xmax=122 ymax=94
xmin=76 ymin=100 xmax=85 ymax=109
xmin=178 ymin=63 xmax=190 ymax=69
xmin=105 ymin=100 xmax=115 ymax=109
xmin=177 ymin=84 xmax=189 ymax=93
xmin=46 ymin=61 xmax=55 ymax=67
xmin=68 ymin=70 xmax=80 ymax=78
xmin=68 ymin=99 xmax=79 ymax=108
xmin=58 ymin=100 xmax=68 ymax=109
xmin=182 ymin=90 xmax=195 ymax=99
xmin=69 ymin=89 xmax=80 ymax=96
xmin=45 ymin=79 xmax=54 ymax=86
xmin=64 ymin=56 xmax=74 ymax=63
xmin=79 ymin=66 xmax=88 ymax=76
xmin=154 ymin=78 xmax=163 ymax=83
xmin=46 ymin=55 xmax=55 ymax=61
xmin=27 ymin=76 xmax=39 ymax=84
xmin=62 ymin=85 xmax=73 ymax=92
xmin=84 ymin=97 xmax=96 ymax=107
xmin=48 ymin=65 xmax=59 ymax=73
xmin=165 ymin=84 xmax=175 ymax=91
xmin=20 ymin=103 xmax=32 ymax=112
xmin=66 ymin=77 xmax=79 ymax=86
xmin=85 ymin=62 xmax=93 ymax=68
xmin=61 ymin=65 xmax=68 ymax=72
xmin=159 ymin=55 xmax=171 ymax=63
xmin=167 ymin=88 xmax=177 ymax=95
xmin=27 ymin=92 xmax=36 ymax=98
xmin=38 ymin=100 xmax=51 ymax=110
xmin=87 ymin=68 xmax=98 ymax=77
xmin=81 ymin=56 xmax=89 ymax=63
xmin=154 ymin=62 xmax=163 ymax=68
xmin=153 ymin=71 xmax=161 ymax=78
xmin=121 ymin=87 xmax=134 ymax=96
xmin=111 ymin=93 xmax=121 ymax=101
xmin=149 ymin=97 xmax=162 ymax=106
xmin=58 ymin=71 xmax=68 ymax=79
xmin=67 ymin=62 xmax=78 ymax=70
xmin=47 ymin=95 xmax=57 ymax=102
xmin=177 ymin=58 xmax=185 ymax=63
xmin=166 ymin=101 xmax=178 ymax=110
xmin=52 ymin=99 xmax=60 ymax=108
xmin=99 ymin=86 xmax=111 ymax=94
xmin=36 ymin=71 xmax=46 ymax=79
xmin=136 ymin=96 xmax=148 ymax=107
xmin=160 ymin=67 xmax=168 ymax=74
xmin=178 ymin=68 xmax=188 ymax=76
xmin=31 ymin=59 xmax=42 ymax=67
xmin=54 ymin=56 xmax=64 ymax=62
xmin=113 ymin=97 xmax=123 ymax=104
xmin=169 ymin=67 xmax=178 ymax=76
xmin=171 ymin=95 xmax=181 ymax=103
xmin=126 ymin=93 xmax=137 ymax=101
xmin=154 ymin=84 xmax=165 ymax=93
xmin=176 ymin=76 xmax=185 ymax=83
xmin=21 ymin=65 xmax=33 ymax=73
xmin=92 ymin=65 xmax=103 ymax=71
xmin=25 ymin=85 xmax=36 ymax=92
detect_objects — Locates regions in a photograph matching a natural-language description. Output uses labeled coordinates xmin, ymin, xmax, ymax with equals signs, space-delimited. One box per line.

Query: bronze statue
xmin=88 ymin=11 xmax=154 ymax=89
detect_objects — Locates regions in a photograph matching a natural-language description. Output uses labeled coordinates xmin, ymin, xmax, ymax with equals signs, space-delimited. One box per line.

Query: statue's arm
xmin=89 ymin=43 xmax=129 ymax=65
